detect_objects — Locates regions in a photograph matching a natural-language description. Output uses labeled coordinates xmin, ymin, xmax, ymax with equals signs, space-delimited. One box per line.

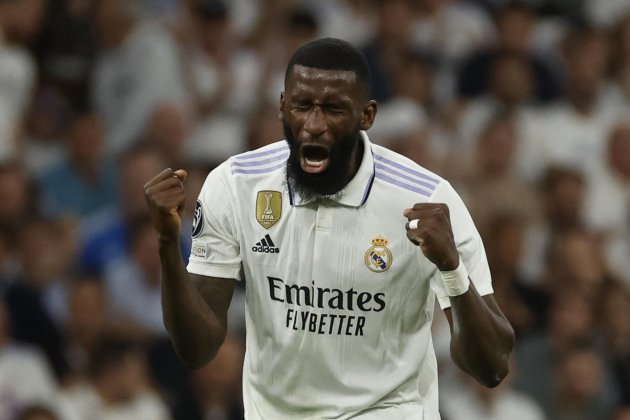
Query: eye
xmin=325 ymin=104 xmax=346 ymax=114
xmin=291 ymin=101 xmax=311 ymax=111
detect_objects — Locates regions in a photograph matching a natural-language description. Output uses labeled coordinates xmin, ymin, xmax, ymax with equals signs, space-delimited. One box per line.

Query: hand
xmin=404 ymin=203 xmax=459 ymax=271
xmin=144 ymin=168 xmax=188 ymax=242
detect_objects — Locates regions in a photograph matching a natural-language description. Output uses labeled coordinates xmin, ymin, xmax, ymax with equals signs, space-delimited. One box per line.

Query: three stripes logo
xmin=252 ymin=234 xmax=280 ymax=254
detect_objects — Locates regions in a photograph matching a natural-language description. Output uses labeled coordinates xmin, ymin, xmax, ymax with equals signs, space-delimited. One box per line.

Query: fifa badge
xmin=256 ymin=191 xmax=282 ymax=229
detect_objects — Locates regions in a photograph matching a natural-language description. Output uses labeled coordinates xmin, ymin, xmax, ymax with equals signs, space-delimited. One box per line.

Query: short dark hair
xmin=285 ymin=37 xmax=371 ymax=95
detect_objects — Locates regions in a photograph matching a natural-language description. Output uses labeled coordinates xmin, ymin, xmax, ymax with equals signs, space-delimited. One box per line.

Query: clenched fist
xmin=144 ymin=168 xmax=188 ymax=242
xmin=404 ymin=203 xmax=459 ymax=271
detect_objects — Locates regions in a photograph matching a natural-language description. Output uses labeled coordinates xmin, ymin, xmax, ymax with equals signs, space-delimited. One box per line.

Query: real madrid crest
xmin=364 ymin=236 xmax=393 ymax=272
xmin=256 ymin=191 xmax=282 ymax=229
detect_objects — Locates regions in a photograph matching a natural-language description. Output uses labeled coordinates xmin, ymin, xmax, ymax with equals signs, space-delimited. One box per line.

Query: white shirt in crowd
xmin=92 ymin=20 xmax=187 ymax=156
xmin=0 ymin=25 xmax=36 ymax=162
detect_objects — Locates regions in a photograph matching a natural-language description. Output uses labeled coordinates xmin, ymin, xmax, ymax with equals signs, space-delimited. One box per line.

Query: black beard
xmin=284 ymin=122 xmax=361 ymax=202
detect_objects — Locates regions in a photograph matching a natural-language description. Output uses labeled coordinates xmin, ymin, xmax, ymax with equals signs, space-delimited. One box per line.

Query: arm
xmin=145 ymin=168 xmax=235 ymax=368
xmin=405 ymin=203 xmax=515 ymax=387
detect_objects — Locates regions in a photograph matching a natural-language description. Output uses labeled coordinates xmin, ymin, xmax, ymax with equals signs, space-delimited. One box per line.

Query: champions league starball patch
xmin=364 ymin=236 xmax=393 ymax=272
xmin=192 ymin=200 xmax=204 ymax=238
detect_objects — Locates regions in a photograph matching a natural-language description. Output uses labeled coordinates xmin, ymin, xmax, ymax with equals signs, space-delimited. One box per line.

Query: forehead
xmin=286 ymin=65 xmax=362 ymax=99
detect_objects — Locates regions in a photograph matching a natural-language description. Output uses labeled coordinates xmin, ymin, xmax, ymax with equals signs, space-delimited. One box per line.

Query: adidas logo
xmin=252 ymin=234 xmax=280 ymax=254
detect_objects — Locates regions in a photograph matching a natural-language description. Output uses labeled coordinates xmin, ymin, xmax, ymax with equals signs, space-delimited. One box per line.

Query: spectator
xmin=584 ymin=123 xmax=630 ymax=238
xmin=457 ymin=2 xmax=559 ymax=102
xmin=550 ymin=343 xmax=618 ymax=419
xmin=180 ymin=0 xmax=263 ymax=164
xmin=62 ymin=335 xmax=171 ymax=420
xmin=143 ymin=103 xmax=190 ymax=168
xmin=0 ymin=301 xmax=61 ymax=420
xmin=441 ymin=357 xmax=545 ymax=420
xmin=515 ymin=290 xmax=619 ymax=414
xmin=189 ymin=334 xmax=245 ymax=420
xmin=455 ymin=116 xmax=541 ymax=237
xmin=92 ymin=0 xmax=187 ymax=155
xmin=104 ymin=217 xmax=165 ymax=337
xmin=5 ymin=218 xmax=75 ymax=380
xmin=79 ymin=146 xmax=167 ymax=275
xmin=0 ymin=0 xmax=47 ymax=161
xmin=362 ymin=0 xmax=416 ymax=102
xmin=37 ymin=112 xmax=118 ymax=219
xmin=529 ymin=27 xmax=614 ymax=177
xmin=519 ymin=166 xmax=587 ymax=284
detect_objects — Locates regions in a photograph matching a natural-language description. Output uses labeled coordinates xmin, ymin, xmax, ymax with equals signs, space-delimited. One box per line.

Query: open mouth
xmin=300 ymin=144 xmax=330 ymax=174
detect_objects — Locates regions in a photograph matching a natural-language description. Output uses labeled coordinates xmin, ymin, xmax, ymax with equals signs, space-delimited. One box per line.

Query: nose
xmin=303 ymin=107 xmax=327 ymax=138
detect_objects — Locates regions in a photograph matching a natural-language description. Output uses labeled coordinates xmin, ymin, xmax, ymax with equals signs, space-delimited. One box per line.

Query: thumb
xmin=174 ymin=169 xmax=188 ymax=182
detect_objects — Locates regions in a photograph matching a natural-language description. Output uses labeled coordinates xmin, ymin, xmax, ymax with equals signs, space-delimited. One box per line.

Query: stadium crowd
xmin=1 ymin=0 xmax=630 ymax=419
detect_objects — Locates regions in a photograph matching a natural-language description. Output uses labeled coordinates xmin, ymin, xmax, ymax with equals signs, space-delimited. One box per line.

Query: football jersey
xmin=187 ymin=132 xmax=493 ymax=420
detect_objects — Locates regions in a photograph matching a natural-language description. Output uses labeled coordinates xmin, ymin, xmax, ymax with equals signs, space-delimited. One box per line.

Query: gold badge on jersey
xmin=364 ymin=236 xmax=393 ymax=272
xmin=256 ymin=191 xmax=282 ymax=229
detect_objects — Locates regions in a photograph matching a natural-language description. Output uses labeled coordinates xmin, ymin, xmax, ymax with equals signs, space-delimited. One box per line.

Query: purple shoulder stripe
xmin=375 ymin=172 xmax=432 ymax=197
xmin=231 ymin=152 xmax=289 ymax=168
xmin=374 ymin=154 xmax=439 ymax=184
xmin=234 ymin=144 xmax=288 ymax=160
xmin=231 ymin=161 xmax=286 ymax=175
xmin=375 ymin=163 xmax=438 ymax=191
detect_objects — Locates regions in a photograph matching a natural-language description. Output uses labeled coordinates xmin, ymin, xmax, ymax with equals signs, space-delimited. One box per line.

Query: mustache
xmin=283 ymin=121 xmax=360 ymax=198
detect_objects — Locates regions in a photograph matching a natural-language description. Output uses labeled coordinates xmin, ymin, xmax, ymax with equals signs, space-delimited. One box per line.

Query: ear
xmin=279 ymin=92 xmax=286 ymax=120
xmin=359 ymin=100 xmax=378 ymax=131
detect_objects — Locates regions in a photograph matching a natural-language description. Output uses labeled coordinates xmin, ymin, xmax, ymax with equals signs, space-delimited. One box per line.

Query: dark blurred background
xmin=1 ymin=0 xmax=630 ymax=419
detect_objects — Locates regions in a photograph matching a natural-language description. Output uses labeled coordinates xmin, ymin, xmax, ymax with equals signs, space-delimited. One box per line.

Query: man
xmin=144 ymin=38 xmax=514 ymax=419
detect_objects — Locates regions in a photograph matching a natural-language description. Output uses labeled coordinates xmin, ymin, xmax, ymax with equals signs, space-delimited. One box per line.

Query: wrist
xmin=439 ymin=257 xmax=470 ymax=297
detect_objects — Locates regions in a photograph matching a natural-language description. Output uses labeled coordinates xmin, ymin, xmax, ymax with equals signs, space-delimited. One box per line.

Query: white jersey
xmin=187 ymin=132 xmax=493 ymax=420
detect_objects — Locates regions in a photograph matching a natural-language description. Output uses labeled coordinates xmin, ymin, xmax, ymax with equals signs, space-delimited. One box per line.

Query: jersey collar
xmin=288 ymin=131 xmax=375 ymax=208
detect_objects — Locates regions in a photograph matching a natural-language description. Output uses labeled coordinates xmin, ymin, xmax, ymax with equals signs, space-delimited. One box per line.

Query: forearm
xmin=159 ymin=238 xmax=226 ymax=368
xmin=448 ymin=283 xmax=515 ymax=387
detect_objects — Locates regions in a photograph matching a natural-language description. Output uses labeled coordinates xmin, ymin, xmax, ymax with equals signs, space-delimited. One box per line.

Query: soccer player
xmin=144 ymin=38 xmax=515 ymax=419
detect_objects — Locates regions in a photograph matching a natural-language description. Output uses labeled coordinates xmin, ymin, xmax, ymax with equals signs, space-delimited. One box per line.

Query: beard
xmin=284 ymin=122 xmax=361 ymax=202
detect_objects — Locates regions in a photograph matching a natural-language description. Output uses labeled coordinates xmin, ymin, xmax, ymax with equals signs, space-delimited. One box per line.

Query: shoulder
xmin=199 ymin=141 xmax=288 ymax=200
xmin=370 ymin=143 xmax=445 ymax=199
xmin=227 ymin=141 xmax=289 ymax=178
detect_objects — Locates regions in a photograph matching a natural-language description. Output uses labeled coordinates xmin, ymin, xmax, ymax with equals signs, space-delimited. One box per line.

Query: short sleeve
xmin=186 ymin=162 xmax=242 ymax=280
xmin=427 ymin=181 xmax=493 ymax=309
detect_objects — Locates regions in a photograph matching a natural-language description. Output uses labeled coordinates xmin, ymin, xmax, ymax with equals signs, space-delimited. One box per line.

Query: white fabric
xmin=524 ymin=102 xmax=616 ymax=179
xmin=0 ymin=344 xmax=57 ymax=419
xmin=105 ymin=257 xmax=166 ymax=335
xmin=187 ymin=133 xmax=493 ymax=419
xmin=92 ymin=20 xmax=187 ymax=155
xmin=62 ymin=384 xmax=170 ymax=420
xmin=584 ymin=161 xmax=630 ymax=235
xmin=441 ymin=386 xmax=545 ymax=420
xmin=0 ymin=27 xmax=36 ymax=161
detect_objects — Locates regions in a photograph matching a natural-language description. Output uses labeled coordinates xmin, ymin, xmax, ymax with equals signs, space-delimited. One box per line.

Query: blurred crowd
xmin=1 ymin=0 xmax=630 ymax=419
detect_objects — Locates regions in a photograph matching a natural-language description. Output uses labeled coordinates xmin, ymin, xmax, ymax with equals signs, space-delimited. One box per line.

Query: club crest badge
xmin=256 ymin=191 xmax=282 ymax=229
xmin=364 ymin=236 xmax=393 ymax=272
xmin=192 ymin=200 xmax=204 ymax=238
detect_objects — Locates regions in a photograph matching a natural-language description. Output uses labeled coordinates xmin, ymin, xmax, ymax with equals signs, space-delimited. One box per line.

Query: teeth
xmin=305 ymin=158 xmax=323 ymax=167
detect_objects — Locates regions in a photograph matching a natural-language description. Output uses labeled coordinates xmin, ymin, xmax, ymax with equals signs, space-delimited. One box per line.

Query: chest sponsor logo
xmin=252 ymin=234 xmax=280 ymax=254
xmin=256 ymin=191 xmax=282 ymax=229
xmin=364 ymin=236 xmax=393 ymax=272
xmin=267 ymin=276 xmax=386 ymax=337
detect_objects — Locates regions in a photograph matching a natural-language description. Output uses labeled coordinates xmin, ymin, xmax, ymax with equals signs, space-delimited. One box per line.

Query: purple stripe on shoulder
xmin=374 ymin=154 xmax=439 ymax=184
xmin=375 ymin=172 xmax=432 ymax=197
xmin=375 ymin=163 xmax=438 ymax=191
xmin=235 ymin=145 xmax=289 ymax=160
xmin=231 ymin=152 xmax=289 ymax=167
xmin=231 ymin=161 xmax=286 ymax=175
